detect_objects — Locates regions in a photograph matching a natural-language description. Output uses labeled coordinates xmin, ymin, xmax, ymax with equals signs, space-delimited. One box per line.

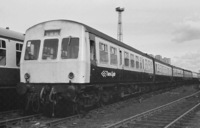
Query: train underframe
xmin=0 ymin=87 xmax=25 ymax=112
xmin=16 ymin=80 xmax=185 ymax=117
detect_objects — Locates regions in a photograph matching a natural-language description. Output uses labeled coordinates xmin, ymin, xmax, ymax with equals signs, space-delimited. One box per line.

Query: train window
xmin=145 ymin=59 xmax=148 ymax=70
xmin=110 ymin=46 xmax=117 ymax=65
xmin=25 ymin=40 xmax=40 ymax=60
xmin=16 ymin=43 xmax=23 ymax=66
xmin=0 ymin=40 xmax=6 ymax=66
xmin=130 ymin=54 xmax=135 ymax=68
xmin=90 ymin=40 xmax=96 ymax=61
xmin=136 ymin=56 xmax=139 ymax=69
xmin=140 ymin=57 xmax=142 ymax=69
xmin=61 ymin=37 xmax=79 ymax=59
xmin=142 ymin=58 xmax=144 ymax=69
xmin=99 ymin=42 xmax=108 ymax=63
xmin=124 ymin=52 xmax=129 ymax=67
xmin=0 ymin=40 xmax=6 ymax=48
xmin=119 ymin=50 xmax=122 ymax=65
xmin=42 ymin=39 xmax=58 ymax=60
xmin=16 ymin=43 xmax=23 ymax=51
xmin=0 ymin=50 xmax=6 ymax=66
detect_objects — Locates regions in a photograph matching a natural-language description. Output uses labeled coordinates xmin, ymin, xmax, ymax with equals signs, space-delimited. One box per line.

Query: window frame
xmin=99 ymin=42 xmax=109 ymax=64
xmin=42 ymin=38 xmax=59 ymax=60
xmin=16 ymin=43 xmax=23 ymax=66
xmin=24 ymin=40 xmax=41 ymax=61
xmin=130 ymin=54 xmax=135 ymax=68
xmin=0 ymin=40 xmax=6 ymax=66
xmin=110 ymin=46 xmax=118 ymax=65
xmin=124 ymin=51 xmax=129 ymax=67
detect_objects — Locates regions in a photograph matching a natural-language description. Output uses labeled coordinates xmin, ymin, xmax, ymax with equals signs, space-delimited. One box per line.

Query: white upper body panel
xmin=155 ymin=61 xmax=172 ymax=76
xmin=20 ymin=20 xmax=90 ymax=83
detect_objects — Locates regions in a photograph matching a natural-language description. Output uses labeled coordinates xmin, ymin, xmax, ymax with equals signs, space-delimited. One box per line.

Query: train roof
xmin=28 ymin=20 xmax=196 ymax=70
xmin=0 ymin=27 xmax=24 ymax=42
xmin=28 ymin=19 xmax=152 ymax=59
xmin=172 ymin=65 xmax=184 ymax=71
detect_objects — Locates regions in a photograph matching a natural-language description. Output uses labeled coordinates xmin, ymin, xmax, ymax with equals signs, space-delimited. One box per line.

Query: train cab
xmin=20 ymin=20 xmax=90 ymax=86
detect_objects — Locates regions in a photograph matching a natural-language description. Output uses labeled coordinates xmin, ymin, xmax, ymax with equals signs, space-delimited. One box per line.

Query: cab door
xmin=89 ymin=34 xmax=98 ymax=83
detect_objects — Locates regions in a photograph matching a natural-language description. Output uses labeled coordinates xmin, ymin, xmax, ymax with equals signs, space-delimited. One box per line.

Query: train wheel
xmin=75 ymin=97 xmax=87 ymax=116
xmin=100 ymin=91 xmax=111 ymax=105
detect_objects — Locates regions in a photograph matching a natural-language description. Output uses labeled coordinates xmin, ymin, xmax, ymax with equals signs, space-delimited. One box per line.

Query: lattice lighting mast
xmin=116 ymin=7 xmax=125 ymax=42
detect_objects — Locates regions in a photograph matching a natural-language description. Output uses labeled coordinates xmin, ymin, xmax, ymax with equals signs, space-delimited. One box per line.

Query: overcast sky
xmin=1 ymin=0 xmax=200 ymax=72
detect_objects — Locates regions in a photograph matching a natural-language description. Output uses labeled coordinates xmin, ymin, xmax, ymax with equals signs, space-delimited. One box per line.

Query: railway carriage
xmin=0 ymin=27 xmax=24 ymax=111
xmin=172 ymin=66 xmax=184 ymax=85
xmin=192 ymin=72 xmax=199 ymax=84
xmin=17 ymin=20 xmax=197 ymax=116
xmin=154 ymin=59 xmax=172 ymax=84
xmin=183 ymin=69 xmax=193 ymax=84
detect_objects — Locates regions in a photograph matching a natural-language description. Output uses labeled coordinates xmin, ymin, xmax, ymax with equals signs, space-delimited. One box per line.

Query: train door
xmin=89 ymin=33 xmax=98 ymax=83
xmin=118 ymin=48 xmax=123 ymax=82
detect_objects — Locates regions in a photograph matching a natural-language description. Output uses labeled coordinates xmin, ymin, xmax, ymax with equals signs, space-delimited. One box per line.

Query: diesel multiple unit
xmin=16 ymin=20 xmax=200 ymax=116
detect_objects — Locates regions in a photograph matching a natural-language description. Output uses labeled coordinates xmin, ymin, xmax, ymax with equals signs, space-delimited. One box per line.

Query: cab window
xmin=25 ymin=40 xmax=40 ymax=60
xmin=61 ymin=37 xmax=79 ymax=59
xmin=42 ymin=39 xmax=58 ymax=60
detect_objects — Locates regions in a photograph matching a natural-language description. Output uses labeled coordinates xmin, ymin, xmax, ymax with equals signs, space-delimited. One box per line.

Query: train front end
xmin=17 ymin=20 xmax=90 ymax=116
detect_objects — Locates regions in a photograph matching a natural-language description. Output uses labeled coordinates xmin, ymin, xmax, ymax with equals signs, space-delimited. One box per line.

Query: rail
xmin=105 ymin=91 xmax=200 ymax=128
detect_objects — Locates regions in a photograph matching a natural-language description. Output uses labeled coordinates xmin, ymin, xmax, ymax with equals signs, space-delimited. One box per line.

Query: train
xmin=16 ymin=20 xmax=200 ymax=116
xmin=0 ymin=27 xmax=24 ymax=111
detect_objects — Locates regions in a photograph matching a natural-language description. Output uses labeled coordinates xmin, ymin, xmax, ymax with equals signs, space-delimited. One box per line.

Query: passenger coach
xmin=0 ymin=27 xmax=24 ymax=111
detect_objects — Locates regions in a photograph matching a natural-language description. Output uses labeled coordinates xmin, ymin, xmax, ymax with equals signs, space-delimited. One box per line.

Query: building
xmin=155 ymin=55 xmax=162 ymax=61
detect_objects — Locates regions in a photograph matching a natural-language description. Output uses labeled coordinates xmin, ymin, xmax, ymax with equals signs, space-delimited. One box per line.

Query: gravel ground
xmin=184 ymin=109 xmax=200 ymax=128
xmin=59 ymin=85 xmax=199 ymax=128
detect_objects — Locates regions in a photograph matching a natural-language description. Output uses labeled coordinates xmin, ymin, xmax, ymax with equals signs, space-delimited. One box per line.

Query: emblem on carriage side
xmin=101 ymin=70 xmax=116 ymax=78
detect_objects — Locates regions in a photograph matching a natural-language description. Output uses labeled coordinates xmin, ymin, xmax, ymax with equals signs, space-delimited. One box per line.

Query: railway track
xmin=0 ymin=86 xmax=169 ymax=128
xmin=0 ymin=109 xmax=23 ymax=118
xmin=1 ymin=87 xmax=195 ymax=128
xmin=0 ymin=113 xmax=42 ymax=128
xmin=105 ymin=91 xmax=200 ymax=128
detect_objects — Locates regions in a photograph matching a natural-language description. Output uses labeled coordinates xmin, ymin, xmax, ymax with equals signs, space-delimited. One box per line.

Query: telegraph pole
xmin=116 ymin=7 xmax=124 ymax=42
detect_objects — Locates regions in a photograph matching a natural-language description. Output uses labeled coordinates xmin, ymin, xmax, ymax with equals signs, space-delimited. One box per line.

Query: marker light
xmin=68 ymin=72 xmax=74 ymax=79
xmin=24 ymin=73 xmax=30 ymax=82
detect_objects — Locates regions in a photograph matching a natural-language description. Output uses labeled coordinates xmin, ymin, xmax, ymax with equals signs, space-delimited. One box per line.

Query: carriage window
xmin=42 ymin=39 xmax=58 ymax=60
xmin=124 ymin=52 xmax=129 ymax=67
xmin=16 ymin=43 xmax=23 ymax=66
xmin=0 ymin=40 xmax=6 ymax=66
xmin=61 ymin=37 xmax=79 ymax=59
xmin=140 ymin=57 xmax=143 ymax=69
xmin=110 ymin=46 xmax=117 ymax=65
xmin=99 ymin=42 xmax=108 ymax=63
xmin=136 ymin=56 xmax=139 ymax=69
xmin=25 ymin=40 xmax=40 ymax=60
xmin=119 ymin=50 xmax=122 ymax=65
xmin=130 ymin=54 xmax=134 ymax=68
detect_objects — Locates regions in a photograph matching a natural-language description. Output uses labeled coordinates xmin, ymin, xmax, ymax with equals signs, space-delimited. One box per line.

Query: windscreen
xmin=42 ymin=39 xmax=58 ymax=60
xmin=61 ymin=37 xmax=79 ymax=59
xmin=24 ymin=40 xmax=40 ymax=60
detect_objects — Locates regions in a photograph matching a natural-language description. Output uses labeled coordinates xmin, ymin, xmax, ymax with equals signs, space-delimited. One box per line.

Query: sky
xmin=1 ymin=0 xmax=200 ymax=72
